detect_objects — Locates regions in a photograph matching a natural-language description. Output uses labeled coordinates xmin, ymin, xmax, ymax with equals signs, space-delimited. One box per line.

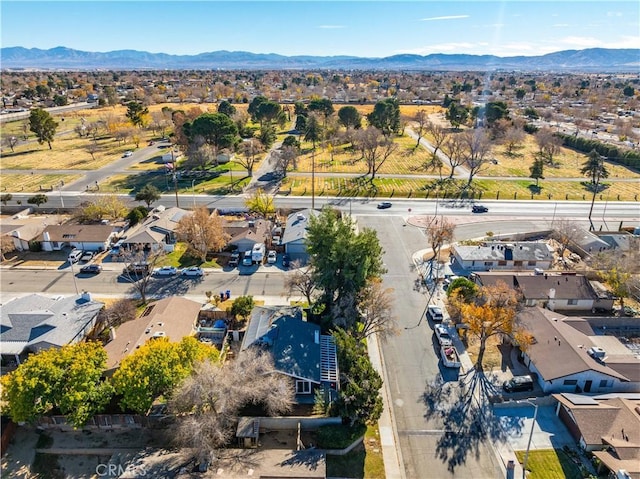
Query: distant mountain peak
xmin=1 ymin=46 xmax=638 ymax=71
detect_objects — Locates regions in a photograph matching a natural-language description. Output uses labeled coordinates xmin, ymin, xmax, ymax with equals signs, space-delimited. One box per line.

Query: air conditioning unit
xmin=588 ymin=346 xmax=606 ymax=360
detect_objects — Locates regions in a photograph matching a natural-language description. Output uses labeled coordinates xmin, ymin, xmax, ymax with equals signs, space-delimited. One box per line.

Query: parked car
xmin=122 ymin=263 xmax=150 ymax=277
xmin=123 ymin=150 xmax=133 ymax=157
xmin=181 ymin=266 xmax=204 ymax=277
xmin=80 ymin=251 xmax=95 ymax=262
xmin=229 ymin=251 xmax=240 ymax=267
xmin=154 ymin=266 xmax=178 ymax=276
xmin=377 ymin=201 xmax=392 ymax=209
xmin=267 ymin=250 xmax=277 ymax=264
xmin=79 ymin=264 xmax=102 ymax=274
xmin=434 ymin=324 xmax=453 ymax=346
xmin=68 ymin=249 xmax=83 ymax=263
xmin=502 ymin=375 xmax=534 ymax=393
xmin=426 ymin=305 xmax=444 ymax=322
xmin=282 ymin=254 xmax=291 ymax=268
xmin=242 ymin=250 xmax=253 ymax=266
xmin=472 ymin=205 xmax=489 ymax=213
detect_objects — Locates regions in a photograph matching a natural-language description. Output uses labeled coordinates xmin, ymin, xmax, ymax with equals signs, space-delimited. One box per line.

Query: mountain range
xmin=1 ymin=46 xmax=639 ymax=71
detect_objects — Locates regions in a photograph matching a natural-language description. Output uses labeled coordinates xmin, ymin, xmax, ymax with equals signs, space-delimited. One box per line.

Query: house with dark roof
xmin=241 ymin=306 xmax=338 ymax=404
xmin=281 ymin=209 xmax=319 ymax=262
xmin=0 ymin=292 xmax=104 ymax=366
xmin=516 ymin=308 xmax=640 ymax=394
xmin=452 ymin=241 xmax=553 ymax=272
xmin=120 ymin=206 xmax=190 ymax=252
xmin=553 ymin=393 xmax=640 ymax=479
xmin=473 ymin=272 xmax=615 ymax=312
xmin=103 ymin=296 xmax=202 ymax=373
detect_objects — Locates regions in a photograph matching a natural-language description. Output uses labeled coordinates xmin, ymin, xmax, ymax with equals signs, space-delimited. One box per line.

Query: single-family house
xmin=120 ymin=206 xmax=191 ymax=252
xmin=104 ymin=296 xmax=202 ymax=374
xmin=452 ymin=241 xmax=553 ymax=272
xmin=553 ymin=393 xmax=640 ymax=479
xmin=225 ymin=218 xmax=271 ymax=252
xmin=7 ymin=222 xmax=48 ymax=251
xmin=281 ymin=209 xmax=320 ymax=262
xmin=473 ymin=271 xmax=615 ymax=312
xmin=564 ymin=226 xmax=612 ymax=257
xmin=36 ymin=224 xmax=119 ymax=252
xmin=515 ymin=308 xmax=640 ymax=394
xmin=0 ymin=292 xmax=104 ymax=366
xmin=241 ymin=306 xmax=339 ymax=404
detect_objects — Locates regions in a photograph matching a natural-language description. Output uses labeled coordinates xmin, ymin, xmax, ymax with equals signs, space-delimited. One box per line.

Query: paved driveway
xmin=493 ymin=405 xmax=574 ymax=451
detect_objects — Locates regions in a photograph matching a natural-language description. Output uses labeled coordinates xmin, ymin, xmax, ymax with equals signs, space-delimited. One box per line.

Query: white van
xmin=68 ymin=249 xmax=83 ymax=263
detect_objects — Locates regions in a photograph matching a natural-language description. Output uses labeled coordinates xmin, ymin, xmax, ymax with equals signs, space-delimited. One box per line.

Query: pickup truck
xmin=440 ymin=345 xmax=461 ymax=368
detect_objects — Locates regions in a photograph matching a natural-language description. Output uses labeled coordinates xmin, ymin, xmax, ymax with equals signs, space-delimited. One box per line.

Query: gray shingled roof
xmin=455 ymin=242 xmax=553 ymax=262
xmin=281 ymin=209 xmax=319 ymax=245
xmin=1 ymin=293 xmax=104 ymax=355
xmin=476 ymin=272 xmax=598 ymax=300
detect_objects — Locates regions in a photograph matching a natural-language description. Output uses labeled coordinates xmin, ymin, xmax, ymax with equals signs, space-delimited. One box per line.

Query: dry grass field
xmin=0 ymin=173 xmax=83 ymax=193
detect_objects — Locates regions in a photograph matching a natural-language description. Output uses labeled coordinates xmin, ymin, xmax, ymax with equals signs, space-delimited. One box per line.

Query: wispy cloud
xmin=559 ymin=36 xmax=603 ymax=48
xmin=420 ymin=15 xmax=469 ymax=21
xmin=317 ymin=25 xmax=344 ymax=29
xmin=606 ymin=11 xmax=623 ymax=17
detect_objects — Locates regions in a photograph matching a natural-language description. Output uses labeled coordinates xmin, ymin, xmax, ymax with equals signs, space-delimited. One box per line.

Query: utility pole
xmin=173 ymin=171 xmax=179 ymax=208
xmin=311 ymin=148 xmax=315 ymax=210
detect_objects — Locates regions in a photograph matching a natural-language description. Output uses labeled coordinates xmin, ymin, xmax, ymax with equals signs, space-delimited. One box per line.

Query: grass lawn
xmin=326 ymin=425 xmax=385 ymax=479
xmin=465 ymin=334 xmax=503 ymax=371
xmin=514 ymin=449 xmax=584 ymax=479
xmin=0 ymin=173 xmax=83 ymax=193
xmin=161 ymin=242 xmax=220 ymax=269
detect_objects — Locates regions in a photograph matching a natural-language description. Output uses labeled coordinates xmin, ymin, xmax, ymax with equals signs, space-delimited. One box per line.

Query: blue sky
xmin=2 ymin=1 xmax=638 ymax=57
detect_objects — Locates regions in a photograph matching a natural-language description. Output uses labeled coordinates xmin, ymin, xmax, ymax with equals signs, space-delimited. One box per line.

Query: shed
xmin=236 ymin=417 xmax=260 ymax=448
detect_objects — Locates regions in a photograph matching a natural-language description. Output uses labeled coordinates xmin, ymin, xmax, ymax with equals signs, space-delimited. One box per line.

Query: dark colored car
xmin=472 ymin=205 xmax=489 ymax=213
xmin=229 ymin=251 xmax=240 ymax=267
xmin=122 ymin=263 xmax=150 ymax=276
xmin=282 ymin=254 xmax=290 ymax=268
xmin=377 ymin=201 xmax=392 ymax=209
xmin=79 ymin=264 xmax=102 ymax=274
xmin=502 ymin=375 xmax=534 ymax=393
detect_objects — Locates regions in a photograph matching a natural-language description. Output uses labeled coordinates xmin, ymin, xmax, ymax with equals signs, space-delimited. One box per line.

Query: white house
xmin=516 ymin=308 xmax=640 ymax=394
xmin=36 ymin=224 xmax=119 ymax=252
xmin=452 ymin=241 xmax=553 ymax=272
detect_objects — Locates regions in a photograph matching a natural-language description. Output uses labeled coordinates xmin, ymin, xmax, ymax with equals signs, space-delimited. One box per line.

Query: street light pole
xmin=69 ymin=260 xmax=79 ymax=295
xmin=311 ymin=148 xmax=315 ymax=210
xmin=191 ymin=179 xmax=196 ymax=209
xmin=522 ymin=398 xmax=539 ymax=479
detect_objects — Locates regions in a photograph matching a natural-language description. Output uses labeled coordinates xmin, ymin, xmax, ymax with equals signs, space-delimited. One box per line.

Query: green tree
xmin=244 ymin=188 xmax=275 ymax=218
xmin=478 ymin=101 xmax=509 ymax=127
xmin=333 ymin=328 xmax=383 ymax=426
xmin=295 ymin=114 xmax=307 ymax=132
xmin=27 ymin=193 xmax=48 ymax=208
xmin=445 ymin=101 xmax=469 ymax=129
xmin=622 ymin=85 xmax=635 ymax=97
xmin=230 ymin=295 xmax=255 ymax=324
xmin=126 ymin=206 xmax=149 ymax=226
xmin=135 ymin=184 xmax=161 ymax=207
xmin=126 ymin=101 xmax=149 ymax=128
xmin=580 ymin=149 xmax=609 ymax=185
xmin=217 ymin=100 xmax=236 ymax=117
xmin=282 ymin=135 xmax=300 ymax=148
xmin=29 ymin=108 xmax=58 ymax=149
xmin=306 ymin=207 xmax=386 ymax=327
xmin=367 ymin=98 xmax=400 ymax=136
xmin=1 ymin=342 xmax=113 ymax=427
xmin=112 ymin=337 xmax=218 ymax=414
xmin=337 ymin=106 xmax=362 ymax=130
xmin=303 ymin=114 xmax=323 ymax=149
xmin=308 ymin=98 xmax=335 ymax=126
xmin=53 ymin=94 xmax=68 ymax=106
xmin=529 ymin=155 xmax=545 ymax=186
xmin=188 ymin=113 xmax=239 ymax=151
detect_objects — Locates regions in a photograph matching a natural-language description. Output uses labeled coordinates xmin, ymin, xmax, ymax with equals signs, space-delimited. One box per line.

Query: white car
xmin=426 ymin=305 xmax=444 ymax=322
xmin=123 ymin=150 xmax=133 ymax=157
xmin=434 ymin=324 xmax=453 ymax=346
xmin=154 ymin=266 xmax=177 ymax=276
xmin=181 ymin=266 xmax=204 ymax=277
xmin=267 ymin=250 xmax=277 ymax=264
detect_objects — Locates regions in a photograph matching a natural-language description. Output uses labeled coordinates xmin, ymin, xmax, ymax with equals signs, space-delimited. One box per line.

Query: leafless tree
xmin=353 ymin=127 xmax=398 ymax=181
xmin=444 ymin=134 xmax=466 ymax=179
xmin=461 ymin=129 xmax=492 ymax=186
xmin=170 ymin=349 xmax=294 ymax=463
xmin=551 ymin=219 xmax=582 ymax=265
xmin=274 ymin=145 xmax=299 ymax=178
xmin=119 ymin=246 xmax=166 ymax=304
xmin=1 ymin=235 xmax=16 ymax=262
xmin=356 ymin=279 xmax=399 ymax=341
xmin=176 ymin=207 xmax=229 ymax=261
xmin=185 ymin=137 xmax=216 ymax=171
xmin=284 ymin=261 xmax=318 ymax=304
xmin=236 ymin=138 xmax=263 ymax=177
xmin=412 ymin=109 xmax=429 ymax=148
xmin=535 ymin=127 xmax=563 ymax=167
xmin=86 ymin=141 xmax=99 ymax=161
xmin=96 ymin=298 xmax=137 ymax=332
xmin=426 ymin=121 xmax=449 ymax=161
xmin=3 ymin=135 xmax=18 ymax=152
xmin=500 ymin=126 xmax=525 ymax=156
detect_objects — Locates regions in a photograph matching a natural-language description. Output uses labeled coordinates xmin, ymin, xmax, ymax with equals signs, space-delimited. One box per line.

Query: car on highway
xmin=181 ymin=266 xmax=204 ymax=277
xmin=377 ymin=201 xmax=392 ymax=209
xmin=267 ymin=250 xmax=277 ymax=264
xmin=472 ymin=205 xmax=489 ymax=213
xmin=79 ymin=264 xmax=102 ymax=274
xmin=434 ymin=324 xmax=453 ymax=346
xmin=123 ymin=150 xmax=133 ymax=157
xmin=154 ymin=266 xmax=178 ymax=276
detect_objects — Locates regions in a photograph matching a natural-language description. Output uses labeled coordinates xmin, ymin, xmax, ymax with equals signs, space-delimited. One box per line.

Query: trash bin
xmin=226 ymin=290 xmax=231 ymax=300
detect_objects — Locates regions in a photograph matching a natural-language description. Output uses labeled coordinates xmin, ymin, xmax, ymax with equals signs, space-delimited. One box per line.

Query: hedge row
xmin=557 ymin=133 xmax=640 ymax=170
